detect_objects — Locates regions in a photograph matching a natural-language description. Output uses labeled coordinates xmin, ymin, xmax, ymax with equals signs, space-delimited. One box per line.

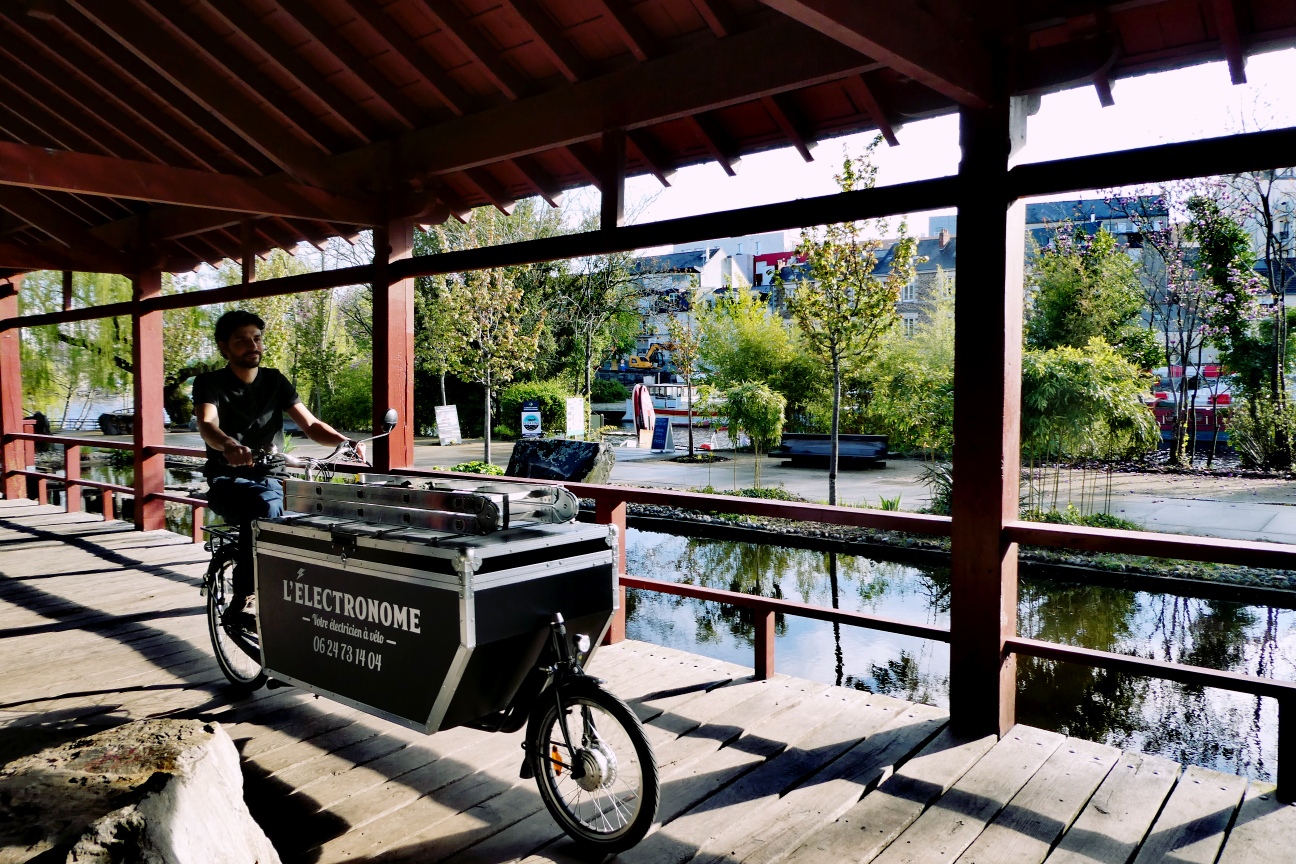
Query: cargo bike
xmin=201 ymin=425 xmax=658 ymax=852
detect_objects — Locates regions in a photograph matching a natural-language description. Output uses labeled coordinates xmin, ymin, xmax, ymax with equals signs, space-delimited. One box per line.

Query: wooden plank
xmin=953 ymin=737 xmax=1120 ymax=864
xmin=642 ymin=692 xmax=913 ymax=864
xmin=1217 ymin=781 xmax=1296 ymax=864
xmin=712 ymin=703 xmax=950 ymax=864
xmin=1043 ymin=751 xmax=1182 ymax=864
xmin=870 ymin=725 xmax=1064 ymax=864
xmin=782 ymin=730 xmax=997 ymax=864
xmin=1130 ymin=764 xmax=1248 ymax=864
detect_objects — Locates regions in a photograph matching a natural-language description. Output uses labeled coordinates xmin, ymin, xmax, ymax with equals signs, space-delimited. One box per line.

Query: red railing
xmin=6 ymin=438 xmax=1296 ymax=795
xmin=7 ymin=432 xmax=208 ymax=541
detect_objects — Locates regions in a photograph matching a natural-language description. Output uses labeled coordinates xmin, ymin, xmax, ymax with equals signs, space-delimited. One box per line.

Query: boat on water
xmin=624 ymin=383 xmax=714 ymax=427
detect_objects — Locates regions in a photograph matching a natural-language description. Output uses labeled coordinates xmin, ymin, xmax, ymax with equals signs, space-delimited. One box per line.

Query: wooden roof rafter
xmin=592 ymin=0 xmax=660 ymax=61
xmin=196 ymin=0 xmax=389 ymax=143
xmin=760 ymin=93 xmax=815 ymax=162
xmin=1 ymin=11 xmax=249 ymax=175
xmin=758 ymin=0 xmax=993 ymax=107
xmin=500 ymin=0 xmax=588 ymax=83
xmin=60 ymin=0 xmax=337 ymax=186
xmin=271 ymin=0 xmax=431 ymax=129
xmin=415 ymin=0 xmax=531 ymax=100
xmin=335 ymin=0 xmax=476 ymax=116
xmin=29 ymin=5 xmax=276 ymax=176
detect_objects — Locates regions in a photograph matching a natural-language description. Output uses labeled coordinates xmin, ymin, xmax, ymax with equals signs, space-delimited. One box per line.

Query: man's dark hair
xmin=214 ymin=309 xmax=265 ymax=344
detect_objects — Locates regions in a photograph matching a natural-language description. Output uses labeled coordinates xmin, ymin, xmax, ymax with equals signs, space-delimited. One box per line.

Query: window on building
xmin=902 ymin=313 xmax=919 ymax=337
xmin=901 ymin=282 xmax=917 ymax=302
xmin=755 ymin=240 xmax=761 ymax=255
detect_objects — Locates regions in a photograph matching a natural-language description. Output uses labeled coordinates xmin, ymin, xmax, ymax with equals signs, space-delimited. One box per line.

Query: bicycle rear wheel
xmin=205 ymin=552 xmax=267 ymax=693
xmin=526 ymin=679 xmax=659 ymax=853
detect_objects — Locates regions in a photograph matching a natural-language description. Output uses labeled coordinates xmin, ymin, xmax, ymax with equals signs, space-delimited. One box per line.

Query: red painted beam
xmin=132 ymin=269 xmax=165 ymax=531
xmin=0 ymin=142 xmax=378 ymax=224
xmin=1214 ymin=0 xmax=1248 ymax=85
xmin=948 ymin=99 xmax=1029 ymax=739
xmin=371 ymin=220 xmax=414 ymax=471
xmin=0 ymin=277 xmax=24 ymax=499
xmin=843 ymin=74 xmax=899 ymax=147
xmin=500 ymin=0 xmax=588 ymax=83
xmin=759 ymin=0 xmax=992 ymax=107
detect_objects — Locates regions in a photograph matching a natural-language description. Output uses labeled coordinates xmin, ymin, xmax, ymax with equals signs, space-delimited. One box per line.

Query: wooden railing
xmin=7 ymin=432 xmax=209 ymax=541
xmin=5 ymin=439 xmax=1295 ymax=796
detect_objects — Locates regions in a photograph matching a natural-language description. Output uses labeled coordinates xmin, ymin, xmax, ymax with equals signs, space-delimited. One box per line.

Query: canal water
xmin=625 ymin=527 xmax=1295 ymax=782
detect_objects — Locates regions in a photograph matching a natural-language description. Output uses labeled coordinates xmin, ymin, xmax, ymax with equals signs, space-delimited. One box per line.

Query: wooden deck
xmin=1 ymin=498 xmax=1292 ymax=864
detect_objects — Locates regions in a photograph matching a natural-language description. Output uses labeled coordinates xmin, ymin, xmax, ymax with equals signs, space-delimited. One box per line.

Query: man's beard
xmin=231 ymin=353 xmax=261 ymax=369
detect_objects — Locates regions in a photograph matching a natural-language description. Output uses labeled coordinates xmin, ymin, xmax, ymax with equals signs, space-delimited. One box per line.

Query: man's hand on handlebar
xmin=223 ymin=441 xmax=254 ymax=467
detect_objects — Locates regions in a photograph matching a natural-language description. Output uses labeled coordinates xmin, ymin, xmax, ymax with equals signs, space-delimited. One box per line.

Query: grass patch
xmin=1024 ymin=504 xmax=1141 ymax=531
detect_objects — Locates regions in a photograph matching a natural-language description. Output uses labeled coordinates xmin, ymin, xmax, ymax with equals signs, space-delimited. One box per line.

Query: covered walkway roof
xmin=1 ymin=0 xmax=1295 ymax=276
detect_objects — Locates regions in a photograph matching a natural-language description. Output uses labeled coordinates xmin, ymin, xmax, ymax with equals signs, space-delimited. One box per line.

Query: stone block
xmin=0 ymin=719 xmax=279 ymax=864
xmin=505 ymin=438 xmax=615 ymax=483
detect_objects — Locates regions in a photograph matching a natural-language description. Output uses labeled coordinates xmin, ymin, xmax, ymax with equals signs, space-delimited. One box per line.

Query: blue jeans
xmin=205 ymin=475 xmax=284 ymax=595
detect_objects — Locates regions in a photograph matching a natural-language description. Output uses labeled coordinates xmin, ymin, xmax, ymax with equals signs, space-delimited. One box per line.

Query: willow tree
xmin=782 ymin=142 xmax=919 ymax=505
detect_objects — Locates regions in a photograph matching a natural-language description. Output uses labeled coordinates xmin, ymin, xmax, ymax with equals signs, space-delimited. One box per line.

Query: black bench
xmin=767 ymin=433 xmax=888 ymax=468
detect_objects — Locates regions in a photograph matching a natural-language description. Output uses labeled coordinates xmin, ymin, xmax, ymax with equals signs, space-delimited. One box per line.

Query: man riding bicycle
xmin=194 ymin=310 xmax=363 ymax=621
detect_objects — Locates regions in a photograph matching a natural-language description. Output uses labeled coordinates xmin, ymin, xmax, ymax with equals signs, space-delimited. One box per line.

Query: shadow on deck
xmin=0 ymin=499 xmax=1291 ymax=864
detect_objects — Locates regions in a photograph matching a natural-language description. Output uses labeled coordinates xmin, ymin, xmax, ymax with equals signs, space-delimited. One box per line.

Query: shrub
xmin=498 ymin=380 xmax=572 ymax=437
xmin=450 ymin=460 xmax=504 ymax=475
xmin=590 ymin=377 xmax=630 ymax=403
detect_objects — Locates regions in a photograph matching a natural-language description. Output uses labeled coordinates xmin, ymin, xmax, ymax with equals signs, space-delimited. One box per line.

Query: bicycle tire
xmin=205 ymin=551 xmax=268 ymax=693
xmin=526 ymin=679 xmax=659 ymax=853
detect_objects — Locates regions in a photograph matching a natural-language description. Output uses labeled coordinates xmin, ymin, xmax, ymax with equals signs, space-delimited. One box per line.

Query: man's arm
xmin=195 ymin=402 xmax=254 ymax=467
xmin=286 ymin=403 xmax=365 ymax=461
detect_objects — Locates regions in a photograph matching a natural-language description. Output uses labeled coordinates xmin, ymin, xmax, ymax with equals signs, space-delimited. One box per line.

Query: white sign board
xmin=434 ymin=405 xmax=462 ymax=446
xmin=565 ymin=397 xmax=585 ymax=439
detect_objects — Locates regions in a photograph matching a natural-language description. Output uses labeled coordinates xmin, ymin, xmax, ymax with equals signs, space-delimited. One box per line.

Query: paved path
xmin=3 ymin=501 xmax=1293 ymax=864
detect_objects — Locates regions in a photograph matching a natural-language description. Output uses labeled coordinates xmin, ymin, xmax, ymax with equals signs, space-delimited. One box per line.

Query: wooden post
xmin=948 ymin=97 xmax=1030 ymax=738
xmin=64 ymin=444 xmax=81 ymax=512
xmin=1281 ymin=696 xmax=1295 ymax=801
xmin=372 ymin=218 xmax=415 ymax=472
xmin=62 ymin=271 xmax=73 ymax=311
xmin=0 ymin=277 xmax=24 ymax=500
xmin=754 ymin=609 xmax=775 ymax=679
xmin=601 ymin=129 xmax=626 ymax=230
xmin=35 ymin=475 xmax=47 ymax=505
xmin=191 ymin=505 xmax=205 ymax=543
xmin=241 ymin=220 xmax=257 ymax=284
xmin=595 ymin=495 xmax=628 ymax=644
xmin=133 ymin=269 xmax=166 ymax=531
xmin=103 ymin=489 xmax=114 ymax=522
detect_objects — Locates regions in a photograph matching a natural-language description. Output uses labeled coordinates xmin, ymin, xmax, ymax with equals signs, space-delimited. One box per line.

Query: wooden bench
xmin=768 ymin=433 xmax=888 ymax=468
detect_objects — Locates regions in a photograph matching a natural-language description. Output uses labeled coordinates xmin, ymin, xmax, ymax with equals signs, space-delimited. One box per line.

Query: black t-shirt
xmin=192 ymin=366 xmax=301 ymax=476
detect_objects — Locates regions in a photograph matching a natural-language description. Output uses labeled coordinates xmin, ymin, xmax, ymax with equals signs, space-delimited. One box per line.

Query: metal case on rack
xmin=254 ymin=514 xmax=618 ymax=733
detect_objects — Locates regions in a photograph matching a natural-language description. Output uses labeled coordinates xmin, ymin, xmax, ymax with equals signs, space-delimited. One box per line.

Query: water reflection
xmin=626 ymin=528 xmax=1295 ymax=781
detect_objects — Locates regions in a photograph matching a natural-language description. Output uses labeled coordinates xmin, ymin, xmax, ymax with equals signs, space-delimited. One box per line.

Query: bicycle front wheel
xmin=205 ymin=554 xmax=267 ymax=693
xmin=527 ymin=680 xmax=659 ymax=853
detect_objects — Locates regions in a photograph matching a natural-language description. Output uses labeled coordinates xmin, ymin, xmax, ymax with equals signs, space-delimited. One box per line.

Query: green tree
xmin=1027 ymin=225 xmax=1157 ymax=368
xmin=553 ymin=243 xmax=642 ymax=427
xmin=441 ymin=262 xmax=546 ymax=464
xmin=781 ymin=143 xmax=919 ymax=505
xmin=723 ymin=381 xmax=786 ymax=488
xmin=1020 ymin=338 xmax=1160 ymax=514
xmin=666 ymin=284 xmax=704 ymax=456
xmin=857 ymin=271 xmax=955 ymax=456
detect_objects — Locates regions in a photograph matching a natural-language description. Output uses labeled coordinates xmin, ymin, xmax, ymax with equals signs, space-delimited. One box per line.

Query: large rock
xmin=505 ymin=438 xmax=615 ymax=484
xmin=0 ymin=719 xmax=279 ymax=864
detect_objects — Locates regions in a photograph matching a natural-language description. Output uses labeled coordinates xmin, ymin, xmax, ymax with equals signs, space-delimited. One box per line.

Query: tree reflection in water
xmin=624 ymin=529 xmax=1293 ymax=780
